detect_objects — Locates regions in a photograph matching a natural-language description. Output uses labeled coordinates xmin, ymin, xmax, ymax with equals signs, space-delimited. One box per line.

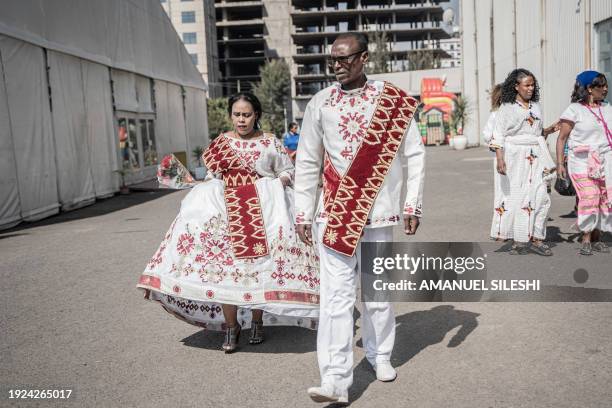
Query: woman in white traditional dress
xmin=138 ymin=92 xmax=320 ymax=353
xmin=483 ymin=84 xmax=503 ymax=230
xmin=483 ymin=83 xmax=503 ymax=145
xmin=556 ymin=71 xmax=612 ymax=255
xmin=488 ymin=69 xmax=559 ymax=255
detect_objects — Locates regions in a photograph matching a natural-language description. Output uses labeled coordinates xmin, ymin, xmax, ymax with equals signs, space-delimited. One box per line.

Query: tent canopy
xmin=0 ymin=0 xmax=206 ymax=91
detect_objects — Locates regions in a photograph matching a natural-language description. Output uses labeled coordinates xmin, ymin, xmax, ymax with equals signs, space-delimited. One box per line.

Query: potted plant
xmin=114 ymin=168 xmax=130 ymax=195
xmin=450 ymin=96 xmax=470 ymax=150
xmin=192 ymin=146 xmax=206 ymax=180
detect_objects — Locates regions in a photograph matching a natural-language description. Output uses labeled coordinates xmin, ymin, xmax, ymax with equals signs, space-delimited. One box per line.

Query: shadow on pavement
xmin=180 ymin=325 xmax=317 ymax=354
xmin=348 ymin=305 xmax=480 ymax=405
xmin=547 ymin=225 xmax=609 ymax=243
xmin=1 ymin=190 xmax=178 ymax=233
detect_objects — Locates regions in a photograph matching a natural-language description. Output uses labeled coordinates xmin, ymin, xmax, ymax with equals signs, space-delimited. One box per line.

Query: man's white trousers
xmin=315 ymin=224 xmax=396 ymax=391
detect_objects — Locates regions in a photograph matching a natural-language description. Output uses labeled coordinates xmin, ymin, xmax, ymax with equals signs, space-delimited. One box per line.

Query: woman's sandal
xmin=529 ymin=242 xmax=553 ymax=256
xmin=249 ymin=320 xmax=264 ymax=345
xmin=222 ymin=324 xmax=241 ymax=353
xmin=580 ymin=242 xmax=593 ymax=256
xmin=592 ymin=241 xmax=610 ymax=253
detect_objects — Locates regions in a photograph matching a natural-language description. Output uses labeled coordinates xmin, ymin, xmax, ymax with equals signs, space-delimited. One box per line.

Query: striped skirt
xmin=568 ymin=148 xmax=612 ymax=232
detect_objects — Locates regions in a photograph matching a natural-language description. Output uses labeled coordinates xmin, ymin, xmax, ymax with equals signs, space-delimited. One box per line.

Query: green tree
xmin=451 ymin=96 xmax=471 ymax=135
xmin=207 ymin=97 xmax=232 ymax=140
xmin=367 ymin=31 xmax=391 ymax=74
xmin=252 ymin=59 xmax=291 ymax=138
xmin=406 ymin=49 xmax=439 ymax=70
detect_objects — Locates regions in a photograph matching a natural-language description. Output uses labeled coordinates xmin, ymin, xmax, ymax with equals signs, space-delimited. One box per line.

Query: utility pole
xmin=585 ymin=0 xmax=592 ymax=68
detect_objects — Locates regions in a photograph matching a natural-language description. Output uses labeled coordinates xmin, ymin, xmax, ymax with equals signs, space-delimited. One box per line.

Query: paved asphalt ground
xmin=1 ymin=146 xmax=611 ymax=407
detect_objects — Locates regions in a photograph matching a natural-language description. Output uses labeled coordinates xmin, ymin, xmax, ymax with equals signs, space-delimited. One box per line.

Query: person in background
xmin=488 ymin=68 xmax=559 ymax=255
xmin=556 ymin=70 xmax=612 ymax=255
xmin=483 ymin=84 xmax=508 ymax=243
xmin=283 ymin=122 xmax=300 ymax=161
xmin=483 ymin=84 xmax=503 ymax=145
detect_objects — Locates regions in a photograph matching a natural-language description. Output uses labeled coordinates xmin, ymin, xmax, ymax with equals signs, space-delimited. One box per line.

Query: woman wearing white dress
xmin=138 ymin=93 xmax=320 ymax=352
xmin=482 ymin=84 xmax=503 ymax=145
xmin=488 ymin=69 xmax=558 ymax=255
xmin=483 ymin=84 xmax=503 ymax=234
xmin=556 ymin=70 xmax=612 ymax=255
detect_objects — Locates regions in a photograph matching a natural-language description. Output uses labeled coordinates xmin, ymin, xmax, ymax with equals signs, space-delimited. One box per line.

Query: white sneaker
xmin=370 ymin=361 xmax=397 ymax=382
xmin=307 ymin=384 xmax=349 ymax=404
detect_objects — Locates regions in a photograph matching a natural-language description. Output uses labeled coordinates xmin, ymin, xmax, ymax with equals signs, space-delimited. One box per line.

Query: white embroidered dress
xmin=489 ymin=102 xmax=556 ymax=242
xmin=138 ymin=134 xmax=320 ymax=330
xmin=294 ymin=79 xmax=425 ymax=227
xmin=560 ymin=103 xmax=612 ymax=232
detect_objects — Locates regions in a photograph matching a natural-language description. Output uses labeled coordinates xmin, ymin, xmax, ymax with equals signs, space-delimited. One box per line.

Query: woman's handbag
xmin=554 ymin=173 xmax=576 ymax=196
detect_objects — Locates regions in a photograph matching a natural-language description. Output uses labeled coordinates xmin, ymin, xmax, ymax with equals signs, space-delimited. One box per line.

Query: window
xmin=141 ymin=119 xmax=158 ymax=166
xmin=182 ymin=11 xmax=195 ymax=23
xmin=118 ymin=118 xmax=141 ymax=170
xmin=118 ymin=115 xmax=157 ymax=170
xmin=597 ymin=18 xmax=612 ymax=82
xmin=183 ymin=32 xmax=197 ymax=44
xmin=190 ymin=53 xmax=198 ymax=65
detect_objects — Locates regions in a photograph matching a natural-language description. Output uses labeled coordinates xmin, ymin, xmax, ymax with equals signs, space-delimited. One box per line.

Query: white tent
xmin=0 ymin=0 xmax=210 ymax=229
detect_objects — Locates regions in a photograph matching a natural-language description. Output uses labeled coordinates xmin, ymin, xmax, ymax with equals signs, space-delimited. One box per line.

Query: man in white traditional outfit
xmin=293 ymin=33 xmax=426 ymax=404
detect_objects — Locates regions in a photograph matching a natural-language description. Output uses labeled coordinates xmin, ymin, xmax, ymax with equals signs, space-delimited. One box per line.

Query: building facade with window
xmin=290 ymin=0 xmax=453 ymax=119
xmin=214 ymin=0 xmax=293 ymax=96
xmin=461 ymin=0 xmax=612 ymax=148
xmin=0 ymin=0 xmax=210 ymax=230
xmin=438 ymin=36 xmax=461 ymax=68
xmin=164 ymin=1 xmax=454 ymax=120
xmin=162 ymin=0 xmax=222 ymax=97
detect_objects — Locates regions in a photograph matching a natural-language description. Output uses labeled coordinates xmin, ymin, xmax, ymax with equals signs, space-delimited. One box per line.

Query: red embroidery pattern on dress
xmin=176 ymin=233 xmax=195 ymax=255
xmin=147 ymin=218 xmax=178 ymax=270
xmin=203 ymin=136 xmax=269 ymax=259
xmin=141 ymin=221 xmax=320 ymax=309
xmin=235 ymin=150 xmax=261 ymax=171
xmin=526 ymin=149 xmax=538 ymax=183
xmin=494 ymin=202 xmax=506 ymax=238
xmin=267 ymin=226 xmax=320 ymax=294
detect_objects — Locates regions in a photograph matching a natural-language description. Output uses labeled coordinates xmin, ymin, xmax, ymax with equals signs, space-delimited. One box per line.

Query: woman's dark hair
xmin=500 ymin=68 xmax=540 ymax=104
xmin=490 ymin=83 xmax=503 ymax=110
xmin=570 ymin=73 xmax=607 ymax=103
xmin=227 ymin=92 xmax=262 ymax=129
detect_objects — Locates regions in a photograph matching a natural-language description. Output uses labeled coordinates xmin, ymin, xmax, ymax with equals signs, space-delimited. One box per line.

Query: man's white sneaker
xmin=307 ymin=385 xmax=349 ymax=404
xmin=371 ymin=361 xmax=397 ymax=382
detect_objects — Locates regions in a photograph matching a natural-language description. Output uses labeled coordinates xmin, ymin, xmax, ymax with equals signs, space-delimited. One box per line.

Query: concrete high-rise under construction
xmin=165 ymin=0 xmax=454 ymax=119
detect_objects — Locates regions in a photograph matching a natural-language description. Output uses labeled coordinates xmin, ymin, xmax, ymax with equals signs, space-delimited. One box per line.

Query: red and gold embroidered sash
xmin=322 ymin=82 xmax=418 ymax=256
xmin=203 ymin=136 xmax=269 ymax=259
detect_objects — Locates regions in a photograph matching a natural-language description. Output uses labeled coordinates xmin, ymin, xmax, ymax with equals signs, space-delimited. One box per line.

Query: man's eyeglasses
xmin=327 ymin=49 xmax=367 ymax=71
